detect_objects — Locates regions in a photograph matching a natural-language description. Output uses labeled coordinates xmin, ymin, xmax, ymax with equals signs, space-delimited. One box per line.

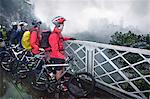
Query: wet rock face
xmin=0 ymin=0 xmax=34 ymax=28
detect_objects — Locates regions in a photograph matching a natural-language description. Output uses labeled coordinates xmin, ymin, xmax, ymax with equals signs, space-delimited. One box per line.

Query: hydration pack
xmin=40 ymin=30 xmax=51 ymax=48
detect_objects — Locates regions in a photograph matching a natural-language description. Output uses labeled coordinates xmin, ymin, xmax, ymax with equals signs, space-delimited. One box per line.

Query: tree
xmin=110 ymin=31 xmax=150 ymax=49
xmin=110 ymin=31 xmax=138 ymax=47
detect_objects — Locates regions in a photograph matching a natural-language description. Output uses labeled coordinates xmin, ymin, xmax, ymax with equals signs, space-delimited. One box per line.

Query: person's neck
xmin=54 ymin=27 xmax=62 ymax=33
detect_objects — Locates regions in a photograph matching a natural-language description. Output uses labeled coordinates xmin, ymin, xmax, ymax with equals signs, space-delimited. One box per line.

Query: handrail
xmin=65 ymin=40 xmax=150 ymax=99
xmin=67 ymin=40 xmax=150 ymax=55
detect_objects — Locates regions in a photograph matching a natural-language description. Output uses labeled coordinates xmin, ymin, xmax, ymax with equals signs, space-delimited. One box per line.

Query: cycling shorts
xmin=50 ymin=58 xmax=65 ymax=71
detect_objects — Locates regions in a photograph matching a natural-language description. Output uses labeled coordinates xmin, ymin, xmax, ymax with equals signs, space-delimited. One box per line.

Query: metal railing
xmin=64 ymin=40 xmax=150 ymax=99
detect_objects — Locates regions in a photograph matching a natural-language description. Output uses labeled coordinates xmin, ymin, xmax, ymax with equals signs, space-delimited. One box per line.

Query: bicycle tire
xmin=11 ymin=60 xmax=28 ymax=81
xmin=46 ymin=80 xmax=57 ymax=94
xmin=0 ymin=51 xmax=14 ymax=71
xmin=68 ymin=72 xmax=95 ymax=98
xmin=29 ymin=70 xmax=47 ymax=91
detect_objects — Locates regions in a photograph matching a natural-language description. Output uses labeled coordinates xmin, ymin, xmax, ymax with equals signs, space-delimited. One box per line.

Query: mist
xmin=33 ymin=0 xmax=150 ymax=43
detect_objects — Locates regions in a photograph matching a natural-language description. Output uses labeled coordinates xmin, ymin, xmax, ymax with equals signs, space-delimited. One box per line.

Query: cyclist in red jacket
xmin=30 ymin=19 xmax=43 ymax=54
xmin=48 ymin=16 xmax=76 ymax=81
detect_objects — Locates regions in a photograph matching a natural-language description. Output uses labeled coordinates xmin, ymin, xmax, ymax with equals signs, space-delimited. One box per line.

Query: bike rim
xmin=1 ymin=53 xmax=14 ymax=71
xmin=68 ymin=72 xmax=95 ymax=98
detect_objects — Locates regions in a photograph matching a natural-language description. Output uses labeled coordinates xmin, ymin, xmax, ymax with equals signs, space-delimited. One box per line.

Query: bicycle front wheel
xmin=68 ymin=72 xmax=95 ymax=98
xmin=29 ymin=70 xmax=47 ymax=91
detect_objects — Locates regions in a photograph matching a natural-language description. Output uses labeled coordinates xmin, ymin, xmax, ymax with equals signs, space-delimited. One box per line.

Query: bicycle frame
xmin=0 ymin=43 xmax=47 ymax=72
xmin=4 ymin=44 xmax=30 ymax=61
xmin=36 ymin=55 xmax=78 ymax=83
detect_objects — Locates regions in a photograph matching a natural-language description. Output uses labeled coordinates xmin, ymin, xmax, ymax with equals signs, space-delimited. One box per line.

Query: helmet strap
xmin=57 ymin=24 xmax=64 ymax=30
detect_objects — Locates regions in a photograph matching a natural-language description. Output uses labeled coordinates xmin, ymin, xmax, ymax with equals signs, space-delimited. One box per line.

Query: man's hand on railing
xmin=70 ymin=38 xmax=76 ymax=40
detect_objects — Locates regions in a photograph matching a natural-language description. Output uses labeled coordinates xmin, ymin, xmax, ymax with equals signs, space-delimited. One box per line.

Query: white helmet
xmin=11 ymin=22 xmax=18 ymax=26
xmin=19 ymin=22 xmax=28 ymax=27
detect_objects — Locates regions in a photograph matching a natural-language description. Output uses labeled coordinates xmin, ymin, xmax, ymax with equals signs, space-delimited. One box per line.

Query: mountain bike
xmin=0 ymin=43 xmax=47 ymax=82
xmin=29 ymin=55 xmax=95 ymax=98
xmin=0 ymin=45 xmax=19 ymax=71
xmin=0 ymin=43 xmax=47 ymax=71
xmin=0 ymin=44 xmax=33 ymax=71
xmin=10 ymin=51 xmax=47 ymax=83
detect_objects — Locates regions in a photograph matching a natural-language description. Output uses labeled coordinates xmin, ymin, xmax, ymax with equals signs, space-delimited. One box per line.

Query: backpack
xmin=21 ymin=30 xmax=32 ymax=50
xmin=22 ymin=28 xmax=39 ymax=50
xmin=40 ymin=30 xmax=51 ymax=48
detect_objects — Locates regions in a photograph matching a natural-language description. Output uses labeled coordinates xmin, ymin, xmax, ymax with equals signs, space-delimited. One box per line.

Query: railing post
xmin=86 ymin=46 xmax=95 ymax=75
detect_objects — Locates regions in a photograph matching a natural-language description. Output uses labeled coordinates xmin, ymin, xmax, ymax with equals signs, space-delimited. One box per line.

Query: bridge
xmin=64 ymin=40 xmax=150 ymax=99
xmin=0 ymin=40 xmax=150 ymax=99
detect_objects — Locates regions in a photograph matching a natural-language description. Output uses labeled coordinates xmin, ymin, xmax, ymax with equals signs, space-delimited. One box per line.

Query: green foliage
xmin=110 ymin=31 xmax=150 ymax=49
xmin=110 ymin=31 xmax=138 ymax=46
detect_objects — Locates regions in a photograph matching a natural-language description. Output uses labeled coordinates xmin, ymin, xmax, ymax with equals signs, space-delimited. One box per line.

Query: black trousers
xmin=50 ymin=58 xmax=65 ymax=71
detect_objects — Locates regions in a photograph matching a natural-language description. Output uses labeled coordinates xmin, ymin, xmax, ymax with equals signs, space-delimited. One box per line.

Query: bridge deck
xmin=0 ymin=70 xmax=120 ymax=99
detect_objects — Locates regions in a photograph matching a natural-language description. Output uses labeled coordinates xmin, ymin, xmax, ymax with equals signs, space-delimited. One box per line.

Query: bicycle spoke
xmin=68 ymin=72 xmax=95 ymax=98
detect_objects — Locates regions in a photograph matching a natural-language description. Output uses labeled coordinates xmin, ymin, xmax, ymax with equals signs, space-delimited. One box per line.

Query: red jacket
xmin=48 ymin=27 xmax=71 ymax=59
xmin=30 ymin=27 xmax=41 ymax=54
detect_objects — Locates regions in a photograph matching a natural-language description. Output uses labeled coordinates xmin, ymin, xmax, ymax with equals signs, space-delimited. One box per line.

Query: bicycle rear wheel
xmin=68 ymin=72 xmax=95 ymax=98
xmin=0 ymin=51 xmax=14 ymax=71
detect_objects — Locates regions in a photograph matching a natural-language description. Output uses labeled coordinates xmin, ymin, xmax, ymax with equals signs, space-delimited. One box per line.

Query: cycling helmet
xmin=52 ymin=16 xmax=66 ymax=27
xmin=19 ymin=22 xmax=28 ymax=27
xmin=32 ymin=19 xmax=42 ymax=26
xmin=18 ymin=22 xmax=28 ymax=31
xmin=11 ymin=22 xmax=18 ymax=26
xmin=2 ymin=25 xmax=6 ymax=29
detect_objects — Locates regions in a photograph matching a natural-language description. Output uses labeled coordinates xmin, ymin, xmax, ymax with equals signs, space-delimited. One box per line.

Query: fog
xmin=33 ymin=0 xmax=150 ymax=42
xmin=0 ymin=0 xmax=34 ymax=27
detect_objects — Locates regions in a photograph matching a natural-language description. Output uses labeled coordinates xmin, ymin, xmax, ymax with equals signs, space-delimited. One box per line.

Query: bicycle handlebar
xmin=43 ymin=64 xmax=69 ymax=68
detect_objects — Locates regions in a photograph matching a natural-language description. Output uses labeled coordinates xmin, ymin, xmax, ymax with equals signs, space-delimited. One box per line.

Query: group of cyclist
xmin=0 ymin=16 xmax=76 ymax=90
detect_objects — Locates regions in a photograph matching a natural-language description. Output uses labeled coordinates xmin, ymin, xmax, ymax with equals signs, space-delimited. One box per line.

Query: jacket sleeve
xmin=45 ymin=47 xmax=51 ymax=51
xmin=63 ymin=37 xmax=72 ymax=41
xmin=30 ymin=31 xmax=39 ymax=51
xmin=49 ymin=33 xmax=64 ymax=59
